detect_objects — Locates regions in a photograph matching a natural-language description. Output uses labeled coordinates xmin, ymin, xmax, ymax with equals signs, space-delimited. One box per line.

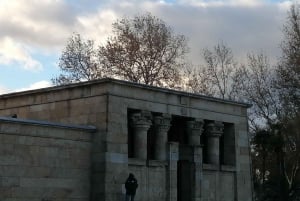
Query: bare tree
xmin=243 ymin=53 xmax=300 ymax=201
xmin=277 ymin=4 xmax=300 ymax=117
xmin=98 ymin=13 xmax=188 ymax=88
xmin=52 ymin=33 xmax=102 ymax=85
xmin=185 ymin=42 xmax=238 ymax=100
xmin=183 ymin=64 xmax=215 ymax=96
xmin=203 ymin=42 xmax=238 ymax=99
xmin=277 ymin=6 xmax=300 ymax=197
xmin=272 ymin=6 xmax=300 ymax=199
xmin=53 ymin=13 xmax=188 ymax=88
xmin=234 ymin=53 xmax=281 ymax=131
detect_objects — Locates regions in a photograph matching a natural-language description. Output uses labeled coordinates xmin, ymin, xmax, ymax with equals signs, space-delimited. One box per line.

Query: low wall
xmin=0 ymin=117 xmax=95 ymax=201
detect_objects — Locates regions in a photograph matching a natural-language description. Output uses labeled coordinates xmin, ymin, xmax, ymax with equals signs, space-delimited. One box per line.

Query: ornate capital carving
xmin=154 ymin=114 xmax=171 ymax=130
xmin=186 ymin=119 xmax=204 ymax=134
xmin=130 ymin=110 xmax=152 ymax=127
xmin=206 ymin=121 xmax=224 ymax=137
xmin=186 ymin=119 xmax=204 ymax=146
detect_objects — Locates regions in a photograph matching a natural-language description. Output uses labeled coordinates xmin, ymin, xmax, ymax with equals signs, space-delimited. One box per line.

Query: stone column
xmin=186 ymin=119 xmax=204 ymax=146
xmin=130 ymin=111 xmax=152 ymax=160
xmin=167 ymin=142 xmax=179 ymax=201
xmin=192 ymin=145 xmax=203 ymax=201
xmin=154 ymin=114 xmax=171 ymax=160
xmin=186 ymin=119 xmax=204 ymax=201
xmin=206 ymin=121 xmax=224 ymax=165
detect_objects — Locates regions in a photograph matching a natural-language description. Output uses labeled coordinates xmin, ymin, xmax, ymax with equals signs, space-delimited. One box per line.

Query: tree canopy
xmin=277 ymin=4 xmax=300 ymax=118
xmin=184 ymin=42 xmax=238 ymax=100
xmin=251 ymin=5 xmax=300 ymax=201
xmin=52 ymin=33 xmax=100 ymax=85
xmin=53 ymin=13 xmax=188 ymax=88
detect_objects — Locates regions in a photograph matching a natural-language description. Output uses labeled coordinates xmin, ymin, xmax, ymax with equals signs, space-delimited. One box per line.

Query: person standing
xmin=125 ymin=173 xmax=138 ymax=201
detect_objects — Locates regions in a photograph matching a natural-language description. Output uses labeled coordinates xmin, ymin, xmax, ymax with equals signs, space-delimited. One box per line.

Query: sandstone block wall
xmin=106 ymin=82 xmax=252 ymax=201
xmin=0 ymin=84 xmax=108 ymax=200
xmin=0 ymin=78 xmax=253 ymax=201
xmin=0 ymin=117 xmax=95 ymax=201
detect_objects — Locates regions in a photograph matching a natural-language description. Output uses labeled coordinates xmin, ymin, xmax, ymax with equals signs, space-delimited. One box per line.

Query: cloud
xmin=175 ymin=0 xmax=269 ymax=7
xmin=0 ymin=0 xmax=291 ymax=64
xmin=0 ymin=0 xmax=78 ymax=72
xmin=0 ymin=0 xmax=76 ymax=50
xmin=100 ymin=0 xmax=287 ymax=64
xmin=0 ymin=85 xmax=11 ymax=95
xmin=16 ymin=80 xmax=52 ymax=92
xmin=76 ymin=9 xmax=118 ymax=44
xmin=0 ymin=0 xmax=296 ymax=93
xmin=163 ymin=4 xmax=286 ymax=64
xmin=0 ymin=80 xmax=52 ymax=95
xmin=0 ymin=0 xmax=118 ymax=67
xmin=0 ymin=37 xmax=42 ymax=71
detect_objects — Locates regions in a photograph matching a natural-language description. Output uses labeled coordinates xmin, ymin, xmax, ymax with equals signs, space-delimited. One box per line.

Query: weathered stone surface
xmin=153 ymin=114 xmax=171 ymax=160
xmin=186 ymin=119 xmax=204 ymax=146
xmin=0 ymin=118 xmax=94 ymax=201
xmin=0 ymin=78 xmax=252 ymax=201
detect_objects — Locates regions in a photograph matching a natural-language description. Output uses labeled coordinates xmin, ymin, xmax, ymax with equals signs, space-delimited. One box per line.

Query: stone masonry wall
xmin=106 ymin=82 xmax=252 ymax=201
xmin=128 ymin=160 xmax=167 ymax=201
xmin=0 ymin=117 xmax=94 ymax=201
xmin=0 ymin=79 xmax=253 ymax=201
xmin=0 ymin=85 xmax=108 ymax=200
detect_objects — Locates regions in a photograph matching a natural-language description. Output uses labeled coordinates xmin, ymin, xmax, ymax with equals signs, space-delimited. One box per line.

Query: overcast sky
xmin=0 ymin=0 xmax=297 ymax=94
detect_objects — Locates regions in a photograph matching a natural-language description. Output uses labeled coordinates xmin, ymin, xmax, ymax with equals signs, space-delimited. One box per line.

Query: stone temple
xmin=0 ymin=78 xmax=253 ymax=201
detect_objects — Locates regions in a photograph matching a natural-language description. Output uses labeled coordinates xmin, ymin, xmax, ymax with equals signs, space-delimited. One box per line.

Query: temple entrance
xmin=177 ymin=160 xmax=192 ymax=201
xmin=168 ymin=115 xmax=194 ymax=201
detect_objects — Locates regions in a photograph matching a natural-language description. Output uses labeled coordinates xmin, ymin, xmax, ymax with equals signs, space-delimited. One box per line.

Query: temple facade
xmin=0 ymin=78 xmax=253 ymax=201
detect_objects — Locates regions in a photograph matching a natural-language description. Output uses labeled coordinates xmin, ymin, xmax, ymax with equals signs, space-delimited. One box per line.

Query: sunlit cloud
xmin=0 ymin=85 xmax=11 ymax=95
xmin=0 ymin=0 xmax=296 ymax=92
xmin=278 ymin=0 xmax=295 ymax=10
xmin=0 ymin=81 xmax=53 ymax=95
xmin=0 ymin=37 xmax=42 ymax=71
xmin=175 ymin=0 xmax=264 ymax=7
xmin=0 ymin=0 xmax=75 ymax=50
xmin=76 ymin=10 xmax=118 ymax=44
xmin=16 ymin=80 xmax=52 ymax=92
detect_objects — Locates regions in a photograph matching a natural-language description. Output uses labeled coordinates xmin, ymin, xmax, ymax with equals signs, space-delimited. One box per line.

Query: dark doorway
xmin=168 ymin=115 xmax=191 ymax=144
xmin=177 ymin=160 xmax=192 ymax=201
xmin=168 ymin=115 xmax=195 ymax=201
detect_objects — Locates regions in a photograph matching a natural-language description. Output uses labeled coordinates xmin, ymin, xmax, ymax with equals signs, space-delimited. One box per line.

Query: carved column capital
xmin=205 ymin=121 xmax=224 ymax=165
xmin=186 ymin=118 xmax=204 ymax=146
xmin=130 ymin=110 xmax=152 ymax=128
xmin=186 ymin=118 xmax=204 ymax=133
xmin=154 ymin=114 xmax=171 ymax=130
xmin=206 ymin=121 xmax=224 ymax=138
xmin=130 ymin=110 xmax=152 ymax=160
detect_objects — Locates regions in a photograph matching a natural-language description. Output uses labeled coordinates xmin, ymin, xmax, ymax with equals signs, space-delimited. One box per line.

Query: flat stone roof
xmin=0 ymin=78 xmax=251 ymax=108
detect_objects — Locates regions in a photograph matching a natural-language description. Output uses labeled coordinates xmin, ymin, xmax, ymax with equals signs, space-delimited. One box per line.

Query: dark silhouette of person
xmin=125 ymin=173 xmax=138 ymax=201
